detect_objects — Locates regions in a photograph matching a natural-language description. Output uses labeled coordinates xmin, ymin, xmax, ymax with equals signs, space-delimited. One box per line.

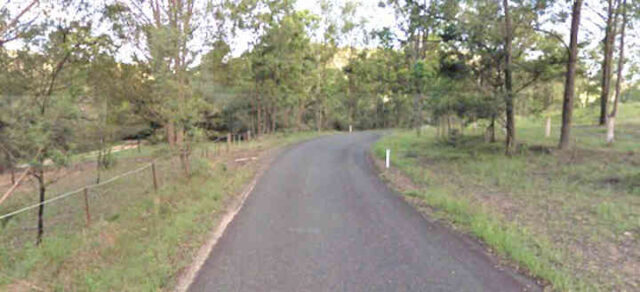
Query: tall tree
xmin=503 ymin=0 xmax=515 ymax=155
xmin=598 ymin=0 xmax=620 ymax=126
xmin=559 ymin=0 xmax=584 ymax=150
xmin=607 ymin=0 xmax=628 ymax=144
xmin=109 ymin=0 xmax=210 ymax=175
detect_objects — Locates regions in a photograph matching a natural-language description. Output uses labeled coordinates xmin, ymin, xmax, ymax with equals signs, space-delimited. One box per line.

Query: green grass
xmin=517 ymin=102 xmax=640 ymax=152
xmin=373 ymin=103 xmax=640 ymax=291
xmin=0 ymin=131 xmax=328 ymax=291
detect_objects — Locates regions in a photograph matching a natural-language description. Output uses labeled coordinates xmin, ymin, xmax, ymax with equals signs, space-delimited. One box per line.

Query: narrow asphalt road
xmin=189 ymin=132 xmax=539 ymax=292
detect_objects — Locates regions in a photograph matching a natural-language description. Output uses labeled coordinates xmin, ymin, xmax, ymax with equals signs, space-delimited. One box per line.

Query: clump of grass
xmin=372 ymin=125 xmax=640 ymax=291
xmin=406 ymin=186 xmax=585 ymax=291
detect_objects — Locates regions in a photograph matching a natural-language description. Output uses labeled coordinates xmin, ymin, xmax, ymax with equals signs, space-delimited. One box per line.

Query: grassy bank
xmin=373 ymin=104 xmax=640 ymax=291
xmin=0 ymin=131 xmax=327 ymax=291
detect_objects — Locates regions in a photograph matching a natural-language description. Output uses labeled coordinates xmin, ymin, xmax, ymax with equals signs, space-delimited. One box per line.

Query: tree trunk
xmin=414 ymin=93 xmax=421 ymax=136
xmin=545 ymin=116 xmax=551 ymax=138
xmin=181 ymin=145 xmax=191 ymax=177
xmin=96 ymin=148 xmax=102 ymax=184
xmin=256 ymin=84 xmax=262 ymax=137
xmin=271 ymin=104 xmax=277 ymax=133
xmin=598 ymin=0 xmax=618 ymax=126
xmin=36 ymin=167 xmax=45 ymax=245
xmin=315 ymin=101 xmax=321 ymax=132
xmin=296 ymin=100 xmax=304 ymax=131
xmin=606 ymin=117 xmax=616 ymax=144
xmin=175 ymin=126 xmax=184 ymax=148
xmin=166 ymin=123 xmax=175 ymax=148
xmin=559 ymin=0 xmax=584 ymax=150
xmin=503 ymin=0 xmax=516 ymax=155
xmin=607 ymin=0 xmax=627 ymax=144
xmin=489 ymin=114 xmax=497 ymax=143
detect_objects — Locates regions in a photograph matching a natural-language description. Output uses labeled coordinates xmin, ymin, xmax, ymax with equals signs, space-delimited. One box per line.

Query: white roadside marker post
xmin=349 ymin=125 xmax=352 ymax=133
xmin=385 ymin=149 xmax=391 ymax=169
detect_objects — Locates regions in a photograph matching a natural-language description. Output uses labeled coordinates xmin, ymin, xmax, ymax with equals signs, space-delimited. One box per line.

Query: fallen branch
xmin=234 ymin=157 xmax=257 ymax=162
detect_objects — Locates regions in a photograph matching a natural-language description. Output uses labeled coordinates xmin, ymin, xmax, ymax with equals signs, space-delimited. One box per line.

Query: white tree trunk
xmin=606 ymin=116 xmax=615 ymax=144
xmin=545 ymin=117 xmax=551 ymax=138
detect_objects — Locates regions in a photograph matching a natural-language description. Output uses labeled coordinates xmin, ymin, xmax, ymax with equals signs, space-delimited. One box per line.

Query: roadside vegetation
xmin=374 ymin=104 xmax=640 ymax=291
xmin=0 ymin=132 xmax=324 ymax=291
xmin=1 ymin=0 xmax=639 ymax=291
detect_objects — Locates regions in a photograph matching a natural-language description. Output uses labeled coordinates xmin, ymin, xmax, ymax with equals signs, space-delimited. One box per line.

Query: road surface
xmin=189 ymin=132 xmax=539 ymax=292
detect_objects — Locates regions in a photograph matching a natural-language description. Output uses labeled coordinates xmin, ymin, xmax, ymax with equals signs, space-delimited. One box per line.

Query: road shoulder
xmin=368 ymin=148 xmax=544 ymax=291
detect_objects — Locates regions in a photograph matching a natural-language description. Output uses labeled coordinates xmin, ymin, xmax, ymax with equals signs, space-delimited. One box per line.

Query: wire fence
xmin=0 ymin=133 xmax=250 ymax=249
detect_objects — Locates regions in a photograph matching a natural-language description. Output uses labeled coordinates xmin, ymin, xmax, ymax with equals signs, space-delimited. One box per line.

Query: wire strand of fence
xmin=0 ymin=162 xmax=152 ymax=220
xmin=0 ymin=139 xmax=234 ymax=221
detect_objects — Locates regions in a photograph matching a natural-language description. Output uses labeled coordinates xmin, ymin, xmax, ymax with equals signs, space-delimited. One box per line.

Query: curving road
xmin=189 ymin=132 xmax=539 ymax=292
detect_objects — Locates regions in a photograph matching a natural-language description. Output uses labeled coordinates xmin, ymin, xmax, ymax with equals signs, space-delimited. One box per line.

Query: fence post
xmin=247 ymin=130 xmax=251 ymax=141
xmin=545 ymin=116 xmax=551 ymax=138
xmin=227 ymin=133 xmax=231 ymax=151
xmin=83 ymin=188 xmax=91 ymax=227
xmin=385 ymin=149 xmax=391 ymax=169
xmin=151 ymin=162 xmax=159 ymax=192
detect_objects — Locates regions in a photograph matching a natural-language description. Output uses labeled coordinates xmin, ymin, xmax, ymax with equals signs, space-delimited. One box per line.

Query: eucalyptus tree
xmin=0 ymin=3 xmax=110 ymax=243
xmin=606 ymin=0 xmax=629 ymax=144
xmin=84 ymin=55 xmax=150 ymax=183
xmin=107 ymin=0 xmax=214 ymax=175
xmin=385 ymin=0 xmax=456 ymax=134
xmin=595 ymin=0 xmax=621 ymax=126
xmin=311 ymin=0 xmax=340 ymax=131
xmin=559 ymin=0 xmax=585 ymax=150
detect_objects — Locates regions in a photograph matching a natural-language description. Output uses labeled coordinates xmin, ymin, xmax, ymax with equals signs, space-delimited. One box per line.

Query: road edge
xmin=173 ymin=135 xmax=330 ymax=292
xmin=365 ymin=146 xmax=544 ymax=291
xmin=173 ymin=152 xmax=272 ymax=292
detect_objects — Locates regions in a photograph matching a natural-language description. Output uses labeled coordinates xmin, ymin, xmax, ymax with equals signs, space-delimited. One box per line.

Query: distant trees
xmin=107 ymin=0 xmax=213 ymax=175
xmin=1 ymin=0 xmax=639 ymax=200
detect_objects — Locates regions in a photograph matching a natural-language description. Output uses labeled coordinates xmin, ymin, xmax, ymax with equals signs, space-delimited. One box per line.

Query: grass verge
xmin=0 ymin=131 xmax=328 ymax=291
xmin=373 ymin=124 xmax=639 ymax=291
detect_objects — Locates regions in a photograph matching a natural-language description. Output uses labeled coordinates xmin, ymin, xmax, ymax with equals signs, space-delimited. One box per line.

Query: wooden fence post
xmin=83 ymin=188 xmax=91 ymax=227
xmin=227 ymin=133 xmax=231 ymax=152
xmin=151 ymin=162 xmax=158 ymax=192
xmin=247 ymin=130 xmax=251 ymax=141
